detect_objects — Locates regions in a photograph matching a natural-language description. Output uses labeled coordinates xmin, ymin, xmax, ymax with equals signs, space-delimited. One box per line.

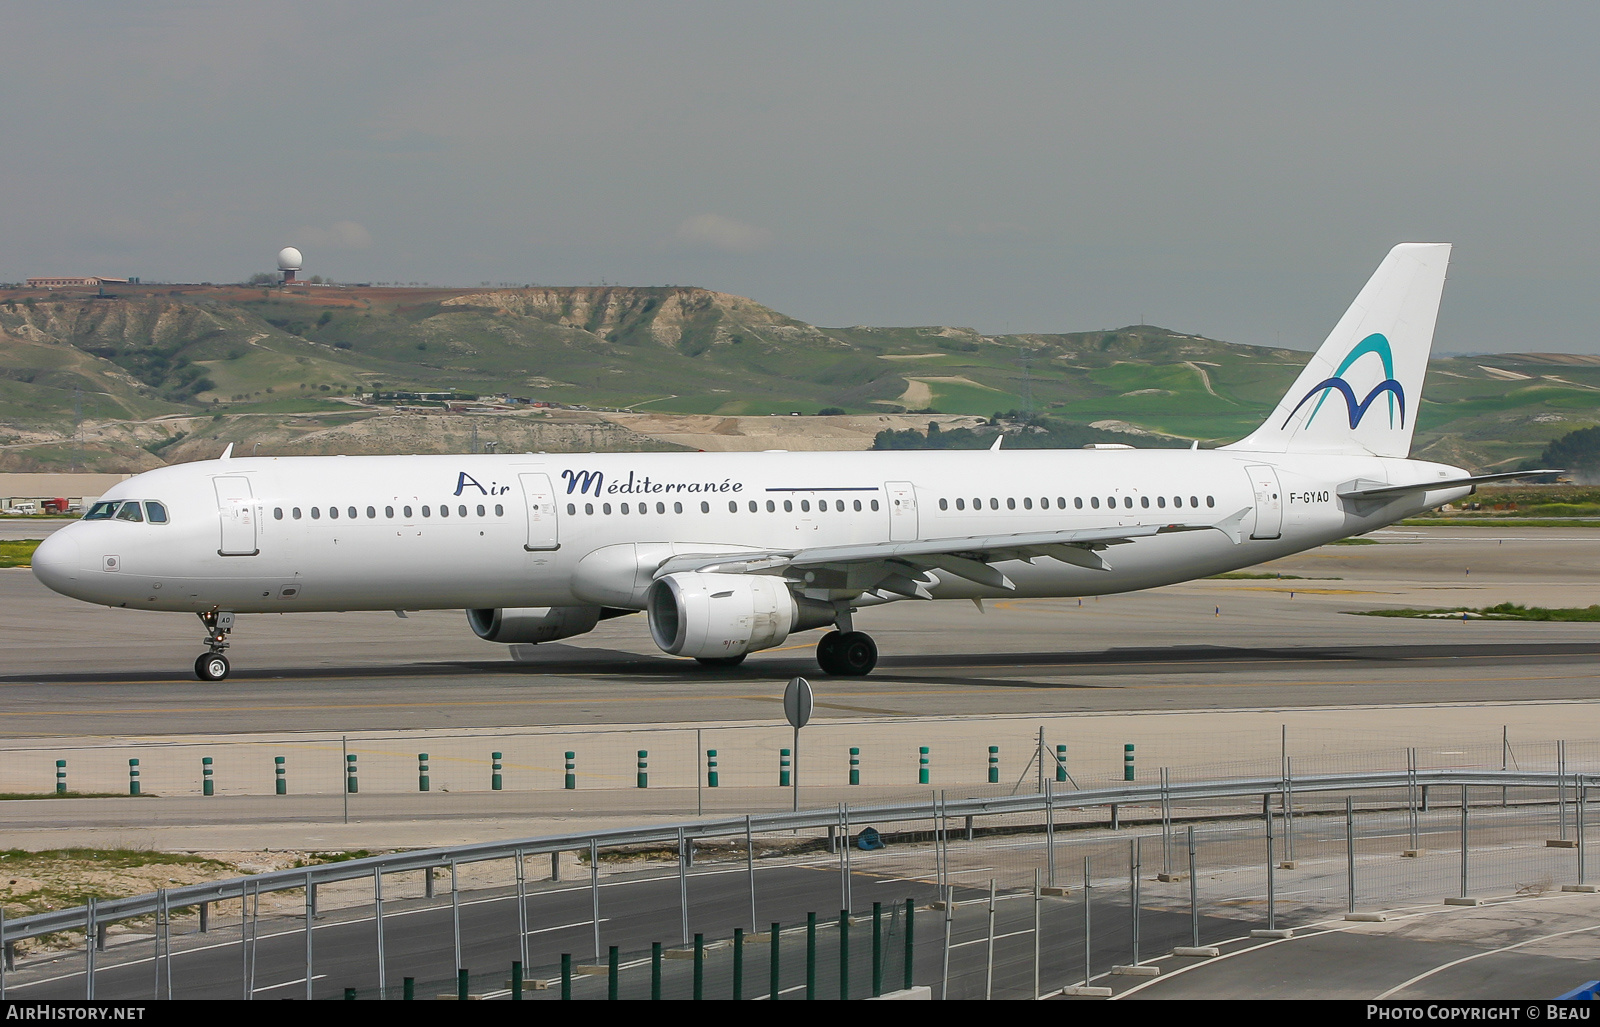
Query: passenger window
xmin=783 ymin=500 xmax=793 ymax=512
xmin=766 ymin=500 xmax=776 ymax=512
xmin=728 ymin=501 xmax=738 ymax=513
xmin=402 ymin=506 xmax=412 ymax=518
xmin=438 ymin=505 xmax=447 ymax=518
xmin=870 ymin=500 xmax=879 ymax=511
xmin=1006 ymin=498 xmax=1016 ymax=510
xmin=853 ymin=500 xmax=862 ymax=512
xmin=477 ymin=505 xmax=486 ymax=517
xmin=421 ymin=506 xmax=430 ymax=517
xmin=1124 ymin=498 xmax=1132 ymax=509
xmin=989 ymin=498 xmax=999 ymax=510
xmin=1058 ymin=497 xmax=1067 ymax=509
xmin=367 ymin=506 xmax=377 ymax=519
xmin=329 ymin=507 xmax=340 ymax=519
xmin=1174 ymin=496 xmax=1182 ymax=507
xmin=603 ymin=503 xmax=612 ymax=514
xmin=1190 ymin=496 xmax=1199 ymax=507
xmin=939 ymin=498 xmax=948 ymax=511
xmin=1091 ymin=497 xmax=1100 ymax=509
xmin=801 ymin=500 xmax=810 ymax=512
xmin=1206 ymin=495 xmax=1215 ymax=508
xmin=274 ymin=507 xmax=284 ymax=520
xmin=584 ymin=503 xmax=594 ymax=515
xmin=656 ymin=502 xmax=666 ymax=514
xmin=677 ymin=502 xmax=686 ymax=514
xmin=348 ymin=506 xmax=358 ymax=519
xmin=495 ymin=504 xmax=504 ymax=516
xmin=144 ymin=502 xmax=169 ymax=523
xmin=701 ymin=501 xmax=710 ymax=513
xmin=84 ymin=501 xmax=117 ymax=520
xmin=1107 ymin=496 xmax=1116 ymax=507
xmin=459 ymin=505 xmax=468 ymax=517
xmin=1140 ymin=496 xmax=1149 ymax=508
xmin=293 ymin=507 xmax=303 ymax=519
xmin=1157 ymin=496 xmax=1166 ymax=508
xmin=1073 ymin=497 xmax=1082 ymax=509
xmin=114 ymin=501 xmax=144 ymax=522
xmin=567 ymin=503 xmax=576 ymax=516
xmin=836 ymin=500 xmax=845 ymax=511
xmin=385 ymin=506 xmax=395 ymax=518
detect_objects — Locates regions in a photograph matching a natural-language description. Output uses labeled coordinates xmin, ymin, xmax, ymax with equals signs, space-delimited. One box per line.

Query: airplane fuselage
xmin=32 ymin=448 xmax=1470 ymax=615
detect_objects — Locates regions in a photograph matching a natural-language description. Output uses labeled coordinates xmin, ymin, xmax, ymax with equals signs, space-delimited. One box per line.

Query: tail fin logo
xmin=1281 ymin=333 xmax=1405 ymax=430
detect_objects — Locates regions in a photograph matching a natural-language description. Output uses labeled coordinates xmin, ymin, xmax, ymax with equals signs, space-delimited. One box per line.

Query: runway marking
xmin=1374 ymin=920 xmax=1600 ymax=999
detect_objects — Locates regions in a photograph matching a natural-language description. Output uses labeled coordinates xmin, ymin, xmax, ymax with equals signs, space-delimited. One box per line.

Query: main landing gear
xmin=816 ymin=630 xmax=877 ymax=677
xmin=194 ymin=610 xmax=234 ymax=681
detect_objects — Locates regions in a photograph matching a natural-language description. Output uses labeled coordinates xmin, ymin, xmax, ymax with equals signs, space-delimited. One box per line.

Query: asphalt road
xmin=2 ymin=528 xmax=1598 ymax=735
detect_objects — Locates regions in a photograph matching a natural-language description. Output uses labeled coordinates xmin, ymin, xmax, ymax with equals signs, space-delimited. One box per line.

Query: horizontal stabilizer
xmin=1338 ymin=469 xmax=1564 ymax=500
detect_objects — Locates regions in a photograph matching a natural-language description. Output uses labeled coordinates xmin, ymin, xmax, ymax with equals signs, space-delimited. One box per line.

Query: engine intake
xmin=647 ymin=573 xmax=829 ymax=660
xmin=467 ymin=606 xmax=604 ymax=644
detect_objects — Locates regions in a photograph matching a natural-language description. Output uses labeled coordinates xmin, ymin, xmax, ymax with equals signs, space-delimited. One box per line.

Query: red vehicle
xmin=41 ymin=498 xmax=69 ymax=515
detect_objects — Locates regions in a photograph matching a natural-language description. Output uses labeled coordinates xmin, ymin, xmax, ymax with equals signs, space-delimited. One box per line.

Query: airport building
xmin=24 ymin=277 xmax=132 ymax=288
xmin=0 ymin=472 xmax=132 ymax=514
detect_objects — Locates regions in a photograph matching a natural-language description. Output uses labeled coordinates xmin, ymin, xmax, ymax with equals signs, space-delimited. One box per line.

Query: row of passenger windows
xmin=938 ymin=494 xmax=1215 ymax=512
xmin=83 ymin=500 xmax=168 ymax=524
xmin=272 ymin=504 xmax=506 ymax=521
xmin=566 ymin=498 xmax=884 ymax=516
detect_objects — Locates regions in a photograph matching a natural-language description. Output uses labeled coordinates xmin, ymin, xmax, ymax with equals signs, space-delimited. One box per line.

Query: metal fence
xmin=0 ymin=765 xmax=1594 ymax=1000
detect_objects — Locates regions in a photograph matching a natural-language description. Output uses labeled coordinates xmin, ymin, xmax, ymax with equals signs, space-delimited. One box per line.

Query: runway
xmin=2 ymin=527 xmax=1597 ymax=736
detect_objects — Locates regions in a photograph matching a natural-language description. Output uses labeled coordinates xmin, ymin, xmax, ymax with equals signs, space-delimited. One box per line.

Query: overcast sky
xmin=4 ymin=2 xmax=1598 ymax=353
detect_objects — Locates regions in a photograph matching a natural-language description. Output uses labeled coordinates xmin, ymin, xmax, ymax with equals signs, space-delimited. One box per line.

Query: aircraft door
xmin=214 ymin=476 xmax=259 ymax=556
xmin=519 ymin=472 xmax=560 ymax=551
xmin=885 ymin=481 xmax=919 ymax=542
xmin=1245 ymin=464 xmax=1283 ymax=540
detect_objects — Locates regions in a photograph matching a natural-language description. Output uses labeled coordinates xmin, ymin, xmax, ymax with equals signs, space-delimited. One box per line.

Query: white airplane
xmin=30 ymin=243 xmax=1547 ymax=681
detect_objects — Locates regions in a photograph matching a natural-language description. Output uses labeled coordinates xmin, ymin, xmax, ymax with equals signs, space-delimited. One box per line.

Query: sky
xmin=3 ymin=1 xmax=1598 ymax=354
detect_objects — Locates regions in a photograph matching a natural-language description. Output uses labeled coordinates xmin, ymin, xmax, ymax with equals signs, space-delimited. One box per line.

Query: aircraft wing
xmin=651 ymin=519 xmax=1240 ymax=598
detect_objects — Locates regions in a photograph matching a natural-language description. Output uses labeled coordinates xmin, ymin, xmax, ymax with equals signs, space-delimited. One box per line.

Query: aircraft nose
xmin=30 ymin=531 xmax=82 ymax=595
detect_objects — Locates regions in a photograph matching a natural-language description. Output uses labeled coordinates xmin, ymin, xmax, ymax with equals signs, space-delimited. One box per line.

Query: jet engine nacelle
xmin=647 ymin=572 xmax=831 ymax=660
xmin=467 ymin=606 xmax=603 ymax=644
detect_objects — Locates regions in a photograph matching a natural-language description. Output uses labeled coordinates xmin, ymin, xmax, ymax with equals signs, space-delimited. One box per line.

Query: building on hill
xmin=26 ymin=277 xmax=132 ymax=288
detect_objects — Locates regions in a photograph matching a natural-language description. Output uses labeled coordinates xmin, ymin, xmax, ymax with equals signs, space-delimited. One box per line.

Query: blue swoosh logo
xmin=1284 ymin=332 xmax=1405 ymax=430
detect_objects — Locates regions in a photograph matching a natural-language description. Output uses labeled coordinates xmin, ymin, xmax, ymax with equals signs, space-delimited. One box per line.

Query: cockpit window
xmin=113 ymin=501 xmax=144 ymax=522
xmin=84 ymin=501 xmax=118 ymax=520
xmin=145 ymin=501 xmax=169 ymax=524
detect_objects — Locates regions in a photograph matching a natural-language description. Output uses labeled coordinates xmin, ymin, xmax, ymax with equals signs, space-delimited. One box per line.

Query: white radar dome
xmin=277 ymin=247 xmax=303 ymax=270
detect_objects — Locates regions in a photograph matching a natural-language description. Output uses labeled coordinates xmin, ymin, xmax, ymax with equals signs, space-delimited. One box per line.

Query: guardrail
xmin=2 ymin=767 xmax=1590 ymax=947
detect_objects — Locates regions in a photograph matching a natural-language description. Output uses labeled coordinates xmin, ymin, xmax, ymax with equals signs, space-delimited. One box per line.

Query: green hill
xmin=2 ymin=284 xmax=1597 ymax=472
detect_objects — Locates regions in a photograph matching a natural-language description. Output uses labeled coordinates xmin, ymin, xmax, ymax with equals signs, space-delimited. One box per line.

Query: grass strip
xmin=1353 ymin=603 xmax=1600 ymax=622
xmin=0 ymin=539 xmax=42 ymax=568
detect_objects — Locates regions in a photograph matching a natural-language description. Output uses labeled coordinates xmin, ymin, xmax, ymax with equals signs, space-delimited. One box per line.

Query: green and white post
xmin=1124 ymin=744 xmax=1135 ymax=782
xmin=988 ymin=746 xmax=1000 ymax=784
xmin=202 ymin=756 xmax=214 ymax=796
xmin=55 ymin=759 xmax=66 ymax=795
xmin=128 ymin=758 xmax=140 ymax=796
xmin=491 ymin=752 xmax=502 ymax=791
xmin=706 ymin=749 xmax=719 ymax=788
xmin=564 ymin=751 xmax=575 ymax=790
xmin=919 ymin=746 xmax=930 ymax=785
xmin=636 ymin=750 xmax=648 ymax=789
xmin=345 ymin=754 xmax=358 ymax=794
xmin=849 ymin=747 xmax=860 ymax=786
xmin=274 ymin=755 xmax=285 ymax=795
xmin=417 ymin=753 xmax=429 ymax=792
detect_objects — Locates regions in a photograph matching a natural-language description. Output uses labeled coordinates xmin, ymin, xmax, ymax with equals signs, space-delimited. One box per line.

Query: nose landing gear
xmin=194 ymin=611 xmax=234 ymax=681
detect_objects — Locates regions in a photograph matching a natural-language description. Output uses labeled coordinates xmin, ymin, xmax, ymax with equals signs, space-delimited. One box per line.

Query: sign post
xmin=784 ymin=676 xmax=813 ymax=813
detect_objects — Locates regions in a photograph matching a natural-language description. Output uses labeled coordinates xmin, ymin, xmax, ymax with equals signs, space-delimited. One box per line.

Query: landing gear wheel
xmin=195 ymin=652 xmax=230 ymax=682
xmin=696 ymin=653 xmax=747 ymax=667
xmin=819 ymin=630 xmax=877 ymax=676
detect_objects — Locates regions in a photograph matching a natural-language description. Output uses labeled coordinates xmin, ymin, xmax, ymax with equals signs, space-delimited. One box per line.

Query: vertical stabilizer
xmin=1225 ymin=243 xmax=1451 ymax=458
